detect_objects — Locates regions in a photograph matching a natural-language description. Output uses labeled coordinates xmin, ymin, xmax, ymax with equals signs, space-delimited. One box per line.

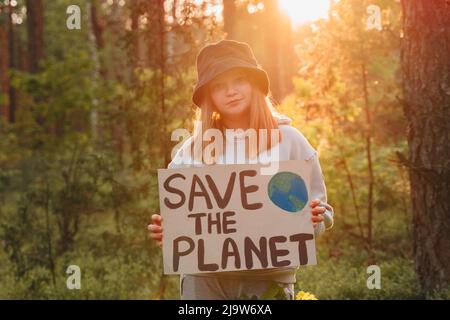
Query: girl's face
xmin=208 ymin=68 xmax=253 ymax=120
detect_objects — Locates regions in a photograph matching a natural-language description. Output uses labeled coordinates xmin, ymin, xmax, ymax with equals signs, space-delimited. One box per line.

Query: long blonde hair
xmin=190 ymin=79 xmax=284 ymax=165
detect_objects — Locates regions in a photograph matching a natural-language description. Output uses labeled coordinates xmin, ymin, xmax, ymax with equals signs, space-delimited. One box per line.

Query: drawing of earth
xmin=268 ymin=172 xmax=308 ymax=213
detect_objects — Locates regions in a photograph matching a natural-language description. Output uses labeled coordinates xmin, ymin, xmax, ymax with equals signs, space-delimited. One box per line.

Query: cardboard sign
xmin=157 ymin=160 xmax=316 ymax=275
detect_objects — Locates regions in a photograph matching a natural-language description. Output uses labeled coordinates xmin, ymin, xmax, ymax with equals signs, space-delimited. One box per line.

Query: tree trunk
xmin=261 ymin=0 xmax=282 ymax=101
xmin=260 ymin=0 xmax=295 ymax=102
xmin=401 ymin=0 xmax=450 ymax=297
xmin=0 ymin=9 xmax=9 ymax=121
xmin=130 ymin=0 xmax=141 ymax=70
xmin=90 ymin=0 xmax=104 ymax=51
xmin=148 ymin=0 xmax=170 ymax=168
xmin=362 ymin=63 xmax=374 ymax=249
xmin=150 ymin=0 xmax=169 ymax=299
xmin=26 ymin=0 xmax=44 ymax=73
xmin=223 ymin=0 xmax=236 ymax=39
xmin=7 ymin=2 xmax=16 ymax=123
xmin=88 ymin=0 xmax=106 ymax=140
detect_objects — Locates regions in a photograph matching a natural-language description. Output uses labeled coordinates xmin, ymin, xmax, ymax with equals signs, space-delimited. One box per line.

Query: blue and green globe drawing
xmin=268 ymin=172 xmax=308 ymax=213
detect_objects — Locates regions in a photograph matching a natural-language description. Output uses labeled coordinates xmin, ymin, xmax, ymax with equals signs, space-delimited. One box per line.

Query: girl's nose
xmin=225 ymin=83 xmax=238 ymax=96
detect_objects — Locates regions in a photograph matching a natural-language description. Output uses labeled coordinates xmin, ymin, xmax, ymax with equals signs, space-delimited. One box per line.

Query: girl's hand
xmin=310 ymin=199 xmax=325 ymax=228
xmin=148 ymin=214 xmax=163 ymax=247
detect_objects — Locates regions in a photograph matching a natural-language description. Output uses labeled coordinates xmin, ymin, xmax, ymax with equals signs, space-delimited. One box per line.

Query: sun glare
xmin=278 ymin=0 xmax=330 ymax=26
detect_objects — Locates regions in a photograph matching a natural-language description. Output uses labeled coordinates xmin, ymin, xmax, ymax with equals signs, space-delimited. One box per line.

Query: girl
xmin=148 ymin=39 xmax=334 ymax=300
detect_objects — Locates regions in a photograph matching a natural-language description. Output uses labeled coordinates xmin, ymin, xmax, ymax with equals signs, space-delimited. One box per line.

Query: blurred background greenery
xmin=0 ymin=0 xmax=448 ymax=299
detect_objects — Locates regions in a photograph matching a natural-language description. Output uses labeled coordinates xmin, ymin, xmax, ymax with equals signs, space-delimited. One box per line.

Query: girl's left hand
xmin=310 ymin=199 xmax=326 ymax=228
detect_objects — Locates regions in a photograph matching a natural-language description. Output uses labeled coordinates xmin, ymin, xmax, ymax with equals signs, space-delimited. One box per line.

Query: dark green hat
xmin=192 ymin=39 xmax=270 ymax=107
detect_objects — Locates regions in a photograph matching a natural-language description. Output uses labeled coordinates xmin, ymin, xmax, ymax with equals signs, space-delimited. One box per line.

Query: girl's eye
xmin=211 ymin=76 xmax=246 ymax=92
xmin=212 ymin=83 xmax=224 ymax=91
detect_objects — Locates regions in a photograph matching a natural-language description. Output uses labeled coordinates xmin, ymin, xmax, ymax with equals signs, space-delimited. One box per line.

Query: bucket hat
xmin=192 ymin=39 xmax=270 ymax=107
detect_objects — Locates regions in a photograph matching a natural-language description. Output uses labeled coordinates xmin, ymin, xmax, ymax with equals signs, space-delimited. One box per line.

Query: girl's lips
xmin=227 ymin=98 xmax=243 ymax=106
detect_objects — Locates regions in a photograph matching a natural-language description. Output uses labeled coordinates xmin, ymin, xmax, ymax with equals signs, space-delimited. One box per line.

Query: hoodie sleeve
xmin=167 ymin=136 xmax=195 ymax=169
xmin=280 ymin=124 xmax=334 ymax=237
xmin=309 ymin=153 xmax=334 ymax=237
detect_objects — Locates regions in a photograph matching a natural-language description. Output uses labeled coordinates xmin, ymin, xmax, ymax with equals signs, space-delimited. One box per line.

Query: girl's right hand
xmin=148 ymin=214 xmax=163 ymax=247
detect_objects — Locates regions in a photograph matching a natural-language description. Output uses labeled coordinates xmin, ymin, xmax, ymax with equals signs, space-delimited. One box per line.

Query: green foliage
xmin=238 ymin=281 xmax=289 ymax=300
xmin=296 ymin=242 xmax=421 ymax=300
xmin=274 ymin=0 xmax=433 ymax=300
xmin=1 ymin=0 xmax=443 ymax=300
xmin=0 ymin=0 xmax=219 ymax=300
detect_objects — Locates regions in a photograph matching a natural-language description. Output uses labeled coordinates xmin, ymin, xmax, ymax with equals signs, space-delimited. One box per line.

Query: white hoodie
xmin=167 ymin=115 xmax=334 ymax=284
